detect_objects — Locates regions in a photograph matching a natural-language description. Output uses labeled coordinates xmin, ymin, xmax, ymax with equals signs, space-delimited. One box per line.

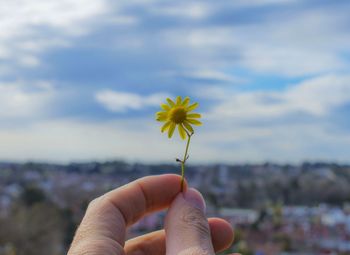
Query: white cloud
xmin=0 ymin=81 xmax=54 ymax=119
xmin=240 ymin=46 xmax=345 ymax=77
xmin=150 ymin=2 xmax=210 ymax=20
xmin=188 ymin=70 xmax=236 ymax=82
xmin=95 ymin=90 xmax=171 ymax=112
xmin=105 ymin=15 xmax=139 ymax=26
xmin=206 ymin=74 xmax=350 ymax=120
xmin=0 ymin=0 xmax=107 ymax=38
xmin=15 ymin=38 xmax=71 ymax=53
xmin=0 ymin=119 xmax=196 ymax=163
xmin=181 ymin=70 xmax=245 ymax=84
xmin=229 ymin=0 xmax=299 ymax=7
xmin=18 ymin=55 xmax=40 ymax=67
xmin=196 ymin=121 xmax=350 ymax=163
xmin=162 ymin=6 xmax=350 ymax=76
xmin=1 ymin=74 xmax=348 ymax=163
xmin=0 ymin=1 xmax=349 ymax=163
xmin=2 ymin=0 xmax=348 ymax=78
xmin=0 ymin=0 xmax=109 ymax=71
xmin=0 ymin=75 xmax=349 ymax=164
xmin=286 ymin=75 xmax=350 ymax=116
xmin=0 ymin=116 xmax=349 ymax=164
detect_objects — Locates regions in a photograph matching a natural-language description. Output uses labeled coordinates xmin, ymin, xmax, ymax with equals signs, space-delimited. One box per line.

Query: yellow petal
xmin=186 ymin=102 xmax=198 ymax=112
xmin=168 ymin=122 xmax=176 ymax=138
xmin=176 ymin=96 xmax=182 ymax=105
xmin=161 ymin=121 xmax=171 ymax=132
xmin=166 ymin=98 xmax=175 ymax=106
xmin=182 ymin=96 xmax=190 ymax=107
xmin=187 ymin=119 xmax=202 ymax=126
xmin=156 ymin=112 xmax=168 ymax=121
xmin=161 ymin=104 xmax=171 ymax=111
xmin=187 ymin=113 xmax=201 ymax=119
xmin=156 ymin=111 xmax=167 ymax=116
xmin=178 ymin=124 xmax=186 ymax=140
xmin=157 ymin=116 xmax=167 ymax=121
xmin=183 ymin=121 xmax=194 ymax=133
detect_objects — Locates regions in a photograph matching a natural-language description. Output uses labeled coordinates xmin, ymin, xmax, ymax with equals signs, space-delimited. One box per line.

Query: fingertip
xmin=165 ymin=186 xmax=213 ymax=255
xmin=208 ymin=218 xmax=234 ymax=252
xmin=183 ymin=188 xmax=206 ymax=212
xmin=155 ymin=174 xmax=189 ymax=193
xmin=155 ymin=174 xmax=188 ymax=190
xmin=153 ymin=173 xmax=182 ymax=182
xmin=138 ymin=174 xmax=184 ymax=194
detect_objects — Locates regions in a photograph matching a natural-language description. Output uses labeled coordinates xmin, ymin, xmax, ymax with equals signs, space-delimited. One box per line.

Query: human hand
xmin=67 ymin=174 xmax=235 ymax=255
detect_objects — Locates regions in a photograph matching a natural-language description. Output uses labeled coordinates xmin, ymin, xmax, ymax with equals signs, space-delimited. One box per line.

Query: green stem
xmin=181 ymin=132 xmax=192 ymax=191
xmin=181 ymin=162 xmax=185 ymax=191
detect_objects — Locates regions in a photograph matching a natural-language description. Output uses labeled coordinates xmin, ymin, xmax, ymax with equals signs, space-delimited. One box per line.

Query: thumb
xmin=165 ymin=188 xmax=214 ymax=255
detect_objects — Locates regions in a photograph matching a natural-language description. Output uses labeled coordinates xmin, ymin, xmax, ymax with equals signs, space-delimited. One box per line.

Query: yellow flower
xmin=156 ymin=96 xmax=202 ymax=139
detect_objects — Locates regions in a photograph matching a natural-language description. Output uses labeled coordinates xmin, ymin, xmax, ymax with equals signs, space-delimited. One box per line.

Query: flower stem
xmin=180 ymin=132 xmax=193 ymax=191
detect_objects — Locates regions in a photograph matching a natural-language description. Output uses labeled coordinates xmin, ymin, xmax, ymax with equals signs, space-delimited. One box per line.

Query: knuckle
xmin=180 ymin=207 xmax=211 ymax=239
xmin=87 ymin=196 xmax=104 ymax=210
xmin=86 ymin=195 xmax=114 ymax=217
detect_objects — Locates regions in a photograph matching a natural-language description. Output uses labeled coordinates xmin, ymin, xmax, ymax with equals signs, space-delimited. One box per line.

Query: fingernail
xmin=183 ymin=188 xmax=206 ymax=212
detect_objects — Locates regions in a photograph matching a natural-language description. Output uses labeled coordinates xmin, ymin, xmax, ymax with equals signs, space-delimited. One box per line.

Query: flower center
xmin=169 ymin=107 xmax=186 ymax=124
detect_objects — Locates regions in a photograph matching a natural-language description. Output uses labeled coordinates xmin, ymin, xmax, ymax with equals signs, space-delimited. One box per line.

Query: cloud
xmin=1 ymin=0 xmax=349 ymax=163
xmin=161 ymin=4 xmax=350 ymax=76
xmin=0 ymin=81 xmax=54 ymax=120
xmin=18 ymin=55 xmax=40 ymax=67
xmin=0 ymin=115 xmax=349 ymax=164
xmin=206 ymin=74 xmax=350 ymax=120
xmin=0 ymin=0 xmax=109 ymax=72
xmin=239 ymin=46 xmax=345 ymax=77
xmin=0 ymin=0 xmax=107 ymax=34
xmin=95 ymin=90 xmax=171 ymax=112
xmin=0 ymin=119 xmax=195 ymax=163
xmin=104 ymin=15 xmax=139 ymax=26
xmin=170 ymin=70 xmax=245 ymax=84
xmin=150 ymin=2 xmax=210 ymax=20
xmin=0 ymin=75 xmax=349 ymax=164
xmin=228 ymin=0 xmax=299 ymax=7
xmin=2 ymin=0 xmax=350 ymax=80
xmin=196 ymin=121 xmax=350 ymax=163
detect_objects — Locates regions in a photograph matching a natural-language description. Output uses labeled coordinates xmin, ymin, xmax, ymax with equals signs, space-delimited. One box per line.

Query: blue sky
xmin=0 ymin=0 xmax=350 ymax=163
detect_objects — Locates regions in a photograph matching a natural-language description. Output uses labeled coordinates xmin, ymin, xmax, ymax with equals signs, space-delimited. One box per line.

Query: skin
xmin=67 ymin=174 xmax=239 ymax=255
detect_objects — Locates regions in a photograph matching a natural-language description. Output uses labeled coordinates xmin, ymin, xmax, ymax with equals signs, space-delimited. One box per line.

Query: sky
xmin=0 ymin=0 xmax=350 ymax=164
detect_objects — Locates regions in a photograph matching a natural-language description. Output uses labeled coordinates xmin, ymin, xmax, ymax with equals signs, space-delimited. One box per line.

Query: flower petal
xmin=157 ymin=116 xmax=167 ymax=121
xmin=182 ymin=96 xmax=190 ymax=107
xmin=166 ymin=98 xmax=175 ymax=107
xmin=183 ymin=121 xmax=194 ymax=133
xmin=156 ymin=112 xmax=168 ymax=121
xmin=186 ymin=102 xmax=199 ymax=112
xmin=161 ymin=104 xmax=171 ymax=111
xmin=178 ymin=124 xmax=187 ymax=140
xmin=187 ymin=113 xmax=201 ymax=119
xmin=161 ymin=121 xmax=172 ymax=132
xmin=168 ymin=122 xmax=176 ymax=138
xmin=156 ymin=111 xmax=166 ymax=115
xmin=187 ymin=119 xmax=202 ymax=126
xmin=176 ymin=96 xmax=182 ymax=105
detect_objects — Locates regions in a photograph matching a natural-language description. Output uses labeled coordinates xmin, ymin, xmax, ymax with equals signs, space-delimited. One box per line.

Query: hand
xmin=67 ymin=174 xmax=235 ymax=255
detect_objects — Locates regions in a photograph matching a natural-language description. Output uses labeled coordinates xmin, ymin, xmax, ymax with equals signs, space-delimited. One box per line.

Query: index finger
xmin=71 ymin=174 xmax=185 ymax=248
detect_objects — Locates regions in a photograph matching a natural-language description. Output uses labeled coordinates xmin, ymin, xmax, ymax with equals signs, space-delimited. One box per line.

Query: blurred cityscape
xmin=1 ymin=161 xmax=350 ymax=255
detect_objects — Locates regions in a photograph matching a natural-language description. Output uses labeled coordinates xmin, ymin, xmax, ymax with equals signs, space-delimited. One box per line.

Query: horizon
xmin=1 ymin=159 xmax=349 ymax=167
